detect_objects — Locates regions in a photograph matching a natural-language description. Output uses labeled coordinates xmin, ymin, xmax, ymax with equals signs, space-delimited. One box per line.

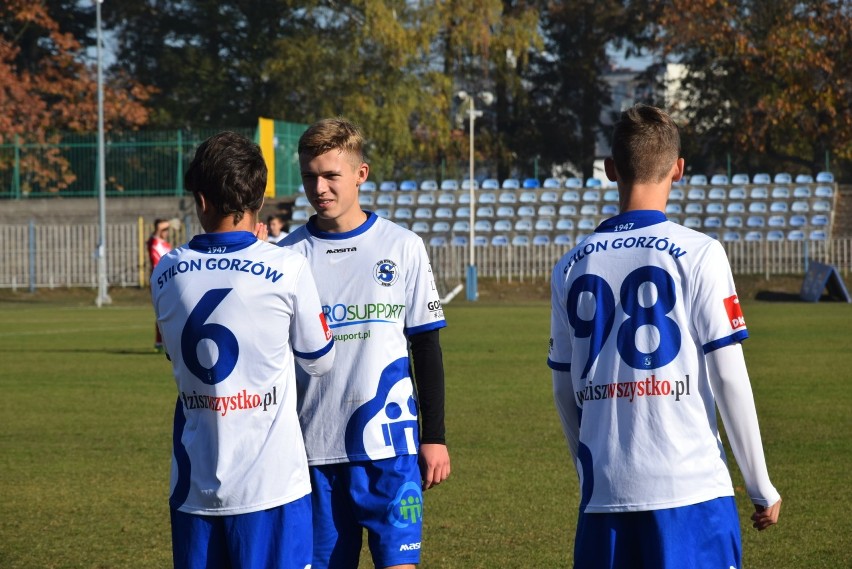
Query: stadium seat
xmin=538 ymin=204 xmax=557 ymax=217
xmin=440 ymin=179 xmax=459 ymax=191
xmin=561 ymin=190 xmax=581 ymax=203
xmin=417 ymin=193 xmax=436 ymax=205
xmin=746 ymin=215 xmax=765 ymax=228
xmin=438 ymin=193 xmax=456 ymax=205
xmin=396 ymin=221 xmax=409 ymax=230
xmin=474 ymin=220 xmax=492 ymax=232
xmin=728 ymin=187 xmax=747 ymax=199
xmin=476 ymin=206 xmax=494 ymax=218
xmin=554 ymin=234 xmax=573 ymax=246
xmin=668 ymin=217 xmax=681 ymax=225
xmin=601 ymin=204 xmax=619 ymax=216
xmin=766 ymin=230 xmax=784 ymax=241
xmin=541 ymin=191 xmax=559 ymax=203
xmin=793 ymin=186 xmax=811 ymax=198
xmin=704 ymin=217 xmax=722 ymax=228
xmin=578 ymin=218 xmax=597 ymax=231
xmin=815 ymin=171 xmax=834 ymax=183
xmin=791 ymin=201 xmax=809 ymax=213
xmin=727 ymin=202 xmax=746 ymax=213
xmin=603 ymin=190 xmax=619 ymax=202
xmin=514 ymin=219 xmax=532 ymax=232
xmin=689 ymin=174 xmax=708 ymax=185
xmin=377 ymin=194 xmax=394 ymax=206
xmin=451 ymin=236 xmax=468 ymax=246
xmin=710 ymin=174 xmax=729 ymax=185
xmin=669 ymin=188 xmax=685 ymax=201
xmin=400 ymin=180 xmax=417 ymax=191
xmin=771 ymin=187 xmax=790 ymax=199
xmin=411 ymin=221 xmax=430 ymax=234
xmin=731 ymin=173 xmax=750 ymax=185
xmin=431 ymin=221 xmax=450 ymax=233
xmin=750 ymin=187 xmax=769 ymax=199
xmin=512 ymin=235 xmax=530 ymax=246
xmin=498 ymin=191 xmax=517 ymax=204
xmin=565 ymin=177 xmax=583 ymax=188
xmin=814 ymin=186 xmax=833 ymax=198
xmin=584 ymin=177 xmax=603 ymax=188
xmin=559 ymin=205 xmax=578 ymax=216
xmin=478 ymin=192 xmax=497 ymax=204
xmin=666 ymin=204 xmax=683 ymax=215
xmin=452 ymin=220 xmax=469 ymax=232
xmin=724 ymin=216 xmax=743 ymax=228
xmin=414 ymin=208 xmax=433 ymax=219
xmin=458 ymin=193 xmax=472 ymax=204
xmin=435 ymin=207 xmax=453 ymax=219
xmin=543 ymin=177 xmax=561 ymax=188
xmin=687 ymin=188 xmax=706 ymax=200
xmin=294 ymin=195 xmax=311 ymax=207
xmin=522 ymin=178 xmax=540 ymax=189
xmin=767 ymin=215 xmax=786 ymax=228
xmin=809 ymin=230 xmax=827 ymax=240
xmin=773 ymin=173 xmax=792 ymax=184
xmin=722 ymin=231 xmax=741 ymax=242
xmin=684 ymin=217 xmax=702 ymax=229
xmin=708 ymin=188 xmax=726 ymax=200
xmin=770 ymin=202 xmax=788 ymax=213
xmin=787 ymin=230 xmax=805 ymax=240
xmin=359 ymin=181 xmax=377 ymax=192
xmin=533 ymin=235 xmax=551 ymax=245
xmin=461 ymin=179 xmax=479 ymax=191
xmin=379 ymin=181 xmax=398 ymax=192
xmin=534 ymin=219 xmax=554 ymax=232
xmin=582 ymin=190 xmax=600 ymax=202
xmin=292 ymin=210 xmax=309 ymax=221
xmin=394 ymin=208 xmax=412 ymax=220
xmin=474 ymin=235 xmax=489 ymax=246
xmin=501 ymin=178 xmax=521 ymax=189
xmin=517 ymin=205 xmax=535 ymax=217
xmin=419 ymin=180 xmax=438 ymax=191
xmin=397 ymin=194 xmax=415 ymax=205
xmin=491 ymin=235 xmax=509 ymax=246
xmin=496 ymin=206 xmax=515 ymax=218
xmin=812 ymin=200 xmax=831 ymax=212
xmin=580 ymin=204 xmax=599 ymax=216
xmin=494 ymin=220 xmax=512 ymax=232
xmin=789 ymin=215 xmax=807 ymax=227
xmin=556 ymin=218 xmax=575 ymax=231
xmin=359 ymin=194 xmax=375 ymax=206
xmin=481 ymin=178 xmax=500 ymax=190
xmin=744 ymin=231 xmax=763 ymax=242
xmin=794 ymin=174 xmax=813 ymax=184
xmin=455 ymin=206 xmax=471 ymax=218
xmin=685 ymin=203 xmax=703 ymax=214
xmin=748 ymin=202 xmax=767 ymax=213
xmin=752 ymin=173 xmax=771 ymax=184
xmin=706 ymin=203 xmax=724 ymax=214
xmin=519 ymin=191 xmax=538 ymax=204
xmin=706 ymin=231 xmax=720 ymax=240
xmin=429 ymin=236 xmax=447 ymax=246
xmin=810 ymin=214 xmax=829 ymax=226
xmin=375 ymin=208 xmax=391 ymax=218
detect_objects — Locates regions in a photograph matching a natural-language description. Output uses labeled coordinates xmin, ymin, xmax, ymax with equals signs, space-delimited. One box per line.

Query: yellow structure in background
xmin=258 ymin=117 xmax=276 ymax=198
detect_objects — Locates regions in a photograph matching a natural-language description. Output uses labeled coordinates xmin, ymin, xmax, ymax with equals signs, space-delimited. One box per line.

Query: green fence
xmin=0 ymin=121 xmax=307 ymax=200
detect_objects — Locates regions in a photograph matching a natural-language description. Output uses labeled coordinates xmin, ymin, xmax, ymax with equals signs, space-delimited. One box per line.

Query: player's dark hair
xmin=298 ymin=118 xmax=367 ymax=166
xmin=611 ymin=104 xmax=680 ymax=185
xmin=184 ymin=131 xmax=267 ymax=223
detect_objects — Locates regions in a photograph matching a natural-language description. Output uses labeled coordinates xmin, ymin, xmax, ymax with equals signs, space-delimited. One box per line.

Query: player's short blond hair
xmin=298 ymin=118 xmax=366 ymax=166
xmin=611 ymin=104 xmax=681 ymax=185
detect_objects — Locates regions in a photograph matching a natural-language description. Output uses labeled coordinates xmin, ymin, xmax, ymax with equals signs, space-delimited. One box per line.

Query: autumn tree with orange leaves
xmin=0 ymin=0 xmax=153 ymax=193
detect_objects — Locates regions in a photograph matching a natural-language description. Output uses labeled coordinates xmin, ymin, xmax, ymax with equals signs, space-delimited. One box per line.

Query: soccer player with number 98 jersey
xmin=548 ymin=105 xmax=781 ymax=569
xmin=151 ymin=132 xmax=335 ymax=569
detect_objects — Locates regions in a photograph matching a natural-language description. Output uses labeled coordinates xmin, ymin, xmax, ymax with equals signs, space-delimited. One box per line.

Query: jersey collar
xmin=188 ymin=231 xmax=258 ymax=253
xmin=595 ymin=210 xmax=667 ymax=233
xmin=306 ymin=210 xmax=378 ymax=240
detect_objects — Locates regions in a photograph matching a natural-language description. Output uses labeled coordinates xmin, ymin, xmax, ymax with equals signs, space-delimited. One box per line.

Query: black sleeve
xmin=408 ymin=329 xmax=446 ymax=445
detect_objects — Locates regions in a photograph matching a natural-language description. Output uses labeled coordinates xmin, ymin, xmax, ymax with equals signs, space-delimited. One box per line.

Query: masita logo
xmin=374 ymin=259 xmax=399 ymax=287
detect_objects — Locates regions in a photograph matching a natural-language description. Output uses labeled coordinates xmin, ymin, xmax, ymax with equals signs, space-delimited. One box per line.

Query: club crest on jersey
xmin=723 ymin=294 xmax=746 ymax=329
xmin=374 ymin=259 xmax=399 ymax=287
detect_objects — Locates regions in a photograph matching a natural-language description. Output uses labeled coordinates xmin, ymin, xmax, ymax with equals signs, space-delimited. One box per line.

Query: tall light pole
xmin=95 ymin=0 xmax=111 ymax=306
xmin=457 ymin=91 xmax=492 ymax=302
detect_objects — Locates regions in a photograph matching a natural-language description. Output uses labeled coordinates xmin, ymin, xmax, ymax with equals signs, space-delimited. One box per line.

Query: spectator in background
xmin=146 ymin=219 xmax=172 ymax=351
xmin=267 ymin=214 xmax=289 ymax=244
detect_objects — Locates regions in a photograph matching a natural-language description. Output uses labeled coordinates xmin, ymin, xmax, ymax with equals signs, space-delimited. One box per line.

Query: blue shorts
xmin=170 ymin=494 xmax=312 ymax=569
xmin=310 ymin=454 xmax=423 ymax=569
xmin=574 ymin=496 xmax=742 ymax=569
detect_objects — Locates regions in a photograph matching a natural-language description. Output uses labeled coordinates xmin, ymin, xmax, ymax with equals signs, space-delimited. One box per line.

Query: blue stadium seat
xmin=474 ymin=220 xmax=492 ymax=232
xmin=773 ymin=173 xmax=792 ymax=184
xmin=394 ymin=208 xmax=412 ymax=220
xmin=767 ymin=215 xmax=786 ymax=228
xmin=478 ymin=192 xmax=497 ymax=204
xmin=750 ymin=187 xmax=769 ymax=199
xmin=397 ymin=194 xmax=415 ymax=205
xmin=440 ymin=179 xmax=459 ymax=191
xmin=582 ymin=190 xmax=600 ymax=202
xmin=522 ymin=178 xmax=540 ymax=189
xmin=580 ymin=204 xmax=599 ymax=216
xmin=461 ymin=179 xmax=479 ymax=191
xmin=400 ymin=180 xmax=417 ymax=191
xmin=770 ymin=201 xmax=788 ymax=213
xmin=809 ymin=230 xmax=827 ymax=240
xmin=561 ymin=190 xmax=580 ymax=203
xmin=814 ymin=186 xmax=833 ymax=198
xmin=752 ymin=173 xmax=771 ymax=184
xmin=411 ymin=221 xmax=430 ymax=234
xmin=438 ymin=193 xmax=456 ymax=205
xmin=794 ymin=174 xmax=813 ymax=184
xmin=497 ymin=192 xmax=517 ymax=205
xmin=810 ymin=214 xmax=829 ymax=226
xmin=543 ymin=177 xmax=561 ymax=188
xmin=706 ymin=203 xmax=724 ymax=214
xmin=704 ymin=217 xmax=722 ymax=228
xmin=746 ymin=215 xmax=765 ymax=228
xmin=417 ymin=193 xmax=436 ymax=205
xmin=578 ymin=218 xmax=597 ymax=231
xmin=724 ymin=216 xmax=743 ymax=228
xmin=685 ymin=203 xmax=703 ymax=214
xmin=481 ymin=178 xmax=500 ymax=190
xmin=501 ymin=178 xmax=520 ymax=189
xmin=603 ymin=190 xmax=619 ymax=202
xmin=491 ymin=235 xmax=509 ymax=246
xmin=455 ymin=206 xmax=470 ymax=218
xmin=534 ymin=219 xmax=554 ymax=232
xmin=375 ymin=208 xmax=391 ymax=218
xmin=554 ymin=234 xmax=573 ymax=246
xmin=684 ymin=217 xmax=701 ymax=229
xmin=514 ymin=219 xmax=532 ymax=232
xmin=496 ymin=206 xmax=515 ymax=218
xmin=533 ymin=235 xmax=551 ymax=246
xmin=360 ymin=181 xmax=377 ymax=192
xmin=517 ymin=205 xmax=535 ymax=217
xmin=728 ymin=187 xmax=747 ymax=199
xmin=559 ymin=204 xmax=578 ymax=216
xmin=431 ymin=221 xmax=450 ymax=233
xmin=452 ymin=220 xmax=469 ymax=232
xmin=689 ymin=174 xmax=708 ymax=185
xmin=414 ymin=208 xmax=433 ymax=220
xmin=666 ymin=203 xmax=683 ymax=215
xmin=766 ymin=230 xmax=784 ymax=241
xmin=435 ymin=207 xmax=453 ymax=219
xmin=722 ymin=231 xmax=741 ymax=242
xmin=380 ymin=181 xmax=398 ymax=192
xmin=565 ymin=177 xmax=583 ymax=188
xmin=706 ymin=231 xmax=720 ymax=240
xmin=687 ymin=188 xmax=706 ymax=200
xmin=710 ymin=174 xmax=729 ymax=185
xmin=787 ymin=230 xmax=805 ymax=241
xmin=419 ymin=180 xmax=438 ymax=191
xmin=429 ymin=236 xmax=447 ymax=246
xmin=727 ymin=202 xmax=746 ymax=213
xmin=494 ymin=220 xmax=512 ymax=232
xmin=669 ymin=188 xmax=685 ymax=201
xmin=771 ymin=187 xmax=790 ymax=198
xmin=519 ymin=191 xmax=538 ymax=203
xmin=708 ymin=188 xmax=727 ymax=200
xmin=451 ymin=236 xmax=468 ymax=246
xmin=668 ymin=217 xmax=681 ymax=225
xmin=476 ymin=206 xmax=494 ymax=218
xmin=601 ymin=204 xmax=619 ymax=215
xmin=396 ymin=221 xmax=409 ymax=230
xmin=789 ymin=215 xmax=807 ymax=227
xmin=541 ymin=191 xmax=559 ymax=203
xmin=458 ymin=193 xmax=472 ymax=204
xmin=474 ymin=235 xmax=489 ymax=246
xmin=812 ymin=200 xmax=831 ymax=212
xmin=791 ymin=201 xmax=809 ymax=213
xmin=744 ymin=231 xmax=763 ymax=242
xmin=748 ymin=202 xmax=767 ymax=213
xmin=585 ymin=177 xmax=603 ymax=188
xmin=815 ymin=171 xmax=834 ymax=183
xmin=512 ymin=235 xmax=530 ymax=246
xmin=793 ymin=186 xmax=811 ymax=198
xmin=538 ymin=204 xmax=557 ymax=217
xmin=359 ymin=194 xmax=375 ymax=206
xmin=731 ymin=173 xmax=750 ymax=185
xmin=556 ymin=218 xmax=575 ymax=231
xmin=377 ymin=194 xmax=394 ymax=206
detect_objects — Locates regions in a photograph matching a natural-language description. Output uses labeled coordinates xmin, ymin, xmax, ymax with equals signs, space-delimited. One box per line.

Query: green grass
xmin=0 ymin=290 xmax=849 ymax=568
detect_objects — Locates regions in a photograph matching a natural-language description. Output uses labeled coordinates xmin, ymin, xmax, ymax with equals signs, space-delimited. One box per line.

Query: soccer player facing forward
xmin=548 ymin=104 xmax=781 ymax=568
xmin=151 ymin=131 xmax=335 ymax=569
xmin=280 ymin=118 xmax=450 ymax=569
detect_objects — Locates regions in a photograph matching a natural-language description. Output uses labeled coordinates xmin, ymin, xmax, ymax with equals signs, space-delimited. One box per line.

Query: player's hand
xmin=751 ymin=498 xmax=781 ymax=530
xmin=418 ymin=443 xmax=450 ymax=491
xmin=254 ymin=222 xmax=268 ymax=241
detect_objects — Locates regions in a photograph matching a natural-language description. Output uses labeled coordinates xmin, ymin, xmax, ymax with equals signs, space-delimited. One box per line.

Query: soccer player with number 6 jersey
xmin=548 ymin=105 xmax=781 ymax=569
xmin=281 ymin=118 xmax=450 ymax=569
xmin=151 ymin=132 xmax=335 ymax=569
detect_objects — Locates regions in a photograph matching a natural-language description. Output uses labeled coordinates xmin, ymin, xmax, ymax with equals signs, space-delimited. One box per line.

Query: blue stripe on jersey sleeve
xmin=547 ymin=358 xmax=572 ymax=372
xmin=404 ymin=320 xmax=447 ymax=336
xmin=702 ymin=330 xmax=749 ymax=354
xmin=294 ymin=339 xmax=334 ymax=360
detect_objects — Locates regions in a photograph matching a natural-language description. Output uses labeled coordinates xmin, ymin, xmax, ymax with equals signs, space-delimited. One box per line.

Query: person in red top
xmin=147 ymin=219 xmax=172 ymax=351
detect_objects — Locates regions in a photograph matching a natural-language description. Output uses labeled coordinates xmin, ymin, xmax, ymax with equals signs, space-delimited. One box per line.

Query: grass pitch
xmin=0 ymin=284 xmax=849 ymax=568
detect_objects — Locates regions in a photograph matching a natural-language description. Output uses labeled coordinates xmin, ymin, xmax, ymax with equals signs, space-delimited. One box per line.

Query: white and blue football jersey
xmin=548 ymin=210 xmax=749 ymax=513
xmin=281 ymin=212 xmax=446 ymax=465
xmin=151 ymin=231 xmax=334 ymax=516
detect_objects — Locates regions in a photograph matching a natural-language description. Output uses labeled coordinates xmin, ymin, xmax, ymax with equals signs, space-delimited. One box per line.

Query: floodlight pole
xmin=95 ymin=0 xmax=111 ymax=306
xmin=466 ymin=95 xmax=477 ymax=301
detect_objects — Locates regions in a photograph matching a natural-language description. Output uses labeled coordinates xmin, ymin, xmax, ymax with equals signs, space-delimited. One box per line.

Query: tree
xmin=0 ymin=0 xmax=152 ymax=193
xmin=650 ymin=0 xmax=852 ymax=177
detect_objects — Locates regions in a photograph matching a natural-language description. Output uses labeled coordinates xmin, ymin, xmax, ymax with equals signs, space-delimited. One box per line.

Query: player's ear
xmin=671 ymin=158 xmax=685 ymax=182
xmin=604 ymin=157 xmax=618 ymax=182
